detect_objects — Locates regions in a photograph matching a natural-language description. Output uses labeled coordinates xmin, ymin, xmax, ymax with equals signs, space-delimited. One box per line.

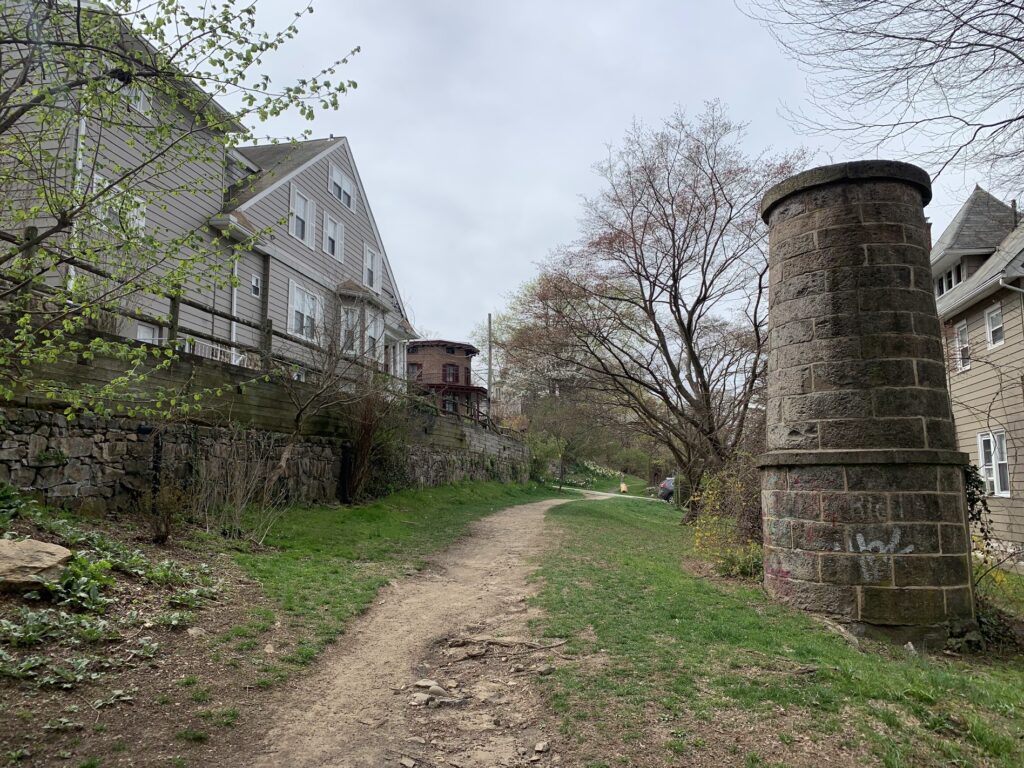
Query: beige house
xmin=932 ymin=187 xmax=1024 ymax=544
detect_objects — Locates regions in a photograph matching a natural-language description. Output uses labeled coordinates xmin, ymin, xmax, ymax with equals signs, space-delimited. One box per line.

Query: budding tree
xmin=0 ymin=0 xmax=356 ymax=414
xmin=747 ymin=0 xmax=1024 ymax=187
xmin=503 ymin=102 xmax=804 ymax=490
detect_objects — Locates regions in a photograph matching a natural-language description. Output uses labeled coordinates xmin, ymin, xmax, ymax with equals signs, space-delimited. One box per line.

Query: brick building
xmin=407 ymin=340 xmax=487 ymax=420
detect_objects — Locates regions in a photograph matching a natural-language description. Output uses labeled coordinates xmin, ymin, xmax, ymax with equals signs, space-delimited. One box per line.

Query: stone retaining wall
xmin=0 ymin=405 xmax=529 ymax=510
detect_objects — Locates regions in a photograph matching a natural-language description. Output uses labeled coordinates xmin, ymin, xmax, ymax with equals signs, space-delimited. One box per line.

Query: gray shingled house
xmin=932 ymin=187 xmax=1024 ymax=544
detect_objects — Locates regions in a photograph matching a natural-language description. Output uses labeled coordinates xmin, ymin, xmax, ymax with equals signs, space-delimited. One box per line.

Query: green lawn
xmin=234 ymin=481 xmax=566 ymax=670
xmin=590 ymin=473 xmax=650 ymax=497
xmin=533 ymin=497 xmax=1024 ymax=767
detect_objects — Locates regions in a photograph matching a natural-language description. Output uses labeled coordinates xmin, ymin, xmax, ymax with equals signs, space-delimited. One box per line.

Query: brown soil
xmin=4 ymin=495 xmax=889 ymax=767
xmin=0 ymin=513 xmax=305 ymax=768
xmin=228 ymin=496 xmax=578 ymax=768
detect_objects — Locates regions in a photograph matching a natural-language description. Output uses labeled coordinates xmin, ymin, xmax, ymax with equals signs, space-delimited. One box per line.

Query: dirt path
xmin=247 ymin=496 xmax=587 ymax=768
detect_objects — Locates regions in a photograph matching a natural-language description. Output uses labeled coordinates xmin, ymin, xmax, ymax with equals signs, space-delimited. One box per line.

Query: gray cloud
xmin=249 ymin=0 xmax=980 ymax=339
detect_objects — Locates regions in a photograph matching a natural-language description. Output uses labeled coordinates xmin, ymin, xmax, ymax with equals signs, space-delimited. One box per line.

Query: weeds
xmin=0 ymin=484 xmax=213 ymax=694
xmin=693 ymin=514 xmax=763 ymax=578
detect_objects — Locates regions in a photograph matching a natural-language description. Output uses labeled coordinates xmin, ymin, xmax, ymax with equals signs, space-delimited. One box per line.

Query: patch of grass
xmin=175 ymin=675 xmax=199 ymax=688
xmin=189 ymin=688 xmax=211 ymax=703
xmin=197 ymin=707 xmax=238 ymax=728
xmin=175 ymin=729 xmax=208 ymax=744
xmin=234 ymin=481 xmax=566 ymax=676
xmin=534 ymin=497 xmax=1024 ymax=767
xmin=592 ymin=473 xmax=649 ymax=497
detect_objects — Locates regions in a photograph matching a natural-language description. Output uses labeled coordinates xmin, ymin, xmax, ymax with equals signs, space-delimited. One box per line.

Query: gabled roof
xmin=225 ymin=137 xmax=340 ymax=211
xmin=936 ymin=220 xmax=1024 ymax=319
xmin=930 ymin=186 xmax=1016 ymax=263
xmin=218 ymin=135 xmax=411 ymax=324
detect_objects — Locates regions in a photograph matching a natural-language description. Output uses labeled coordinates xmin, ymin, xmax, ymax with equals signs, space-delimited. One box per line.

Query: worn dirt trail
xmin=248 ymin=496 xmax=588 ymax=768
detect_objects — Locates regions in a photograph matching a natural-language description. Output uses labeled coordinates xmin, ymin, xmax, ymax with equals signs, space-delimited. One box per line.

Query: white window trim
xmin=93 ymin=172 xmax=146 ymax=233
xmin=289 ymin=183 xmax=316 ymax=248
xmin=126 ymin=84 xmax=151 ymax=115
xmin=934 ymin=262 xmax=964 ymax=298
xmin=287 ymin=278 xmax=323 ymax=342
xmin=329 ymin=162 xmax=355 ymax=210
xmin=954 ymin=320 xmax=970 ymax=372
xmin=978 ymin=430 xmax=1011 ymax=497
xmin=985 ymin=304 xmax=1005 ymax=349
xmin=342 ymin=307 xmax=358 ymax=353
xmin=364 ymin=311 xmax=384 ymax=359
xmin=136 ymin=322 xmax=161 ymax=346
xmin=363 ymin=243 xmax=381 ymax=293
xmin=250 ymin=273 xmax=262 ymax=297
xmin=323 ymin=213 xmax=344 ymax=261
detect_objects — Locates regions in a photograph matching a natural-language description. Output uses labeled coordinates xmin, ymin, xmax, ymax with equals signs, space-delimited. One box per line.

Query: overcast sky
xmin=251 ymin=0 xmax=988 ymax=341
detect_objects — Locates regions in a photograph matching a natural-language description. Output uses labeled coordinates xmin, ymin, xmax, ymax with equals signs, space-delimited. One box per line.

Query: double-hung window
xmin=126 ymin=84 xmax=151 ymax=115
xmin=986 ymin=304 xmax=1004 ymax=348
xmin=289 ymin=185 xmax=315 ymax=247
xmin=288 ymin=280 xmax=322 ymax=341
xmin=443 ymin=364 xmax=459 ymax=383
xmin=250 ymin=273 xmax=262 ymax=297
xmin=329 ymin=163 xmax=355 ymax=209
xmin=323 ymin=213 xmax=344 ymax=260
xmin=364 ymin=244 xmax=380 ymax=291
xmin=978 ymin=430 xmax=1011 ymax=496
xmin=342 ymin=307 xmax=358 ymax=352
xmin=93 ymin=173 xmax=146 ymax=233
xmin=365 ymin=312 xmax=384 ymax=357
xmin=136 ymin=322 xmax=161 ymax=346
xmin=954 ymin=320 xmax=970 ymax=371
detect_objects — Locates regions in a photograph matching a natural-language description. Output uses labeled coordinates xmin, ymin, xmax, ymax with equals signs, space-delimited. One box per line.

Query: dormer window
xmin=934 ymin=262 xmax=963 ymax=297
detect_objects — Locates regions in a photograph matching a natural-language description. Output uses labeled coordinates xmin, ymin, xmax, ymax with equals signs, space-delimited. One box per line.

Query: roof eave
xmin=937 ymin=272 xmax=1006 ymax=320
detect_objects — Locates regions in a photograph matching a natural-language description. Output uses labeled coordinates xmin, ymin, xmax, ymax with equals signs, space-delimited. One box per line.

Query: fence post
xmin=167 ymin=293 xmax=181 ymax=346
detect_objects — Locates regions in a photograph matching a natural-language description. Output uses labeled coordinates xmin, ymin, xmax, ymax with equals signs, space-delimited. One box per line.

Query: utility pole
xmin=486 ymin=312 xmax=493 ymax=422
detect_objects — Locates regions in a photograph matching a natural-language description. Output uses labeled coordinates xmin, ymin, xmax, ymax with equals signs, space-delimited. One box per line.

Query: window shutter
xmin=288 ymin=184 xmax=297 ymax=238
xmin=306 ymin=200 xmax=316 ymax=248
xmin=287 ymin=278 xmax=296 ymax=334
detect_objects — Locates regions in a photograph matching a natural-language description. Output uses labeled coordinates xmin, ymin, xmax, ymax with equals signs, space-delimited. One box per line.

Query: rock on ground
xmin=0 ymin=538 xmax=71 ymax=592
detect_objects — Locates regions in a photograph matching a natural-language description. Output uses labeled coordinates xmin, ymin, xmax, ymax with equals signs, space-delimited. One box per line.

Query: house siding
xmin=236 ymin=140 xmax=409 ymax=366
xmin=945 ymin=284 xmax=1024 ymax=543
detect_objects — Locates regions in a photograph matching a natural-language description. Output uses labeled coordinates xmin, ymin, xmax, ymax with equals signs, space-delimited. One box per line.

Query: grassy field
xmin=533 ymin=496 xmax=1024 ymax=768
xmin=234 ymin=481 xmax=568 ymax=670
xmin=589 ymin=473 xmax=650 ymax=497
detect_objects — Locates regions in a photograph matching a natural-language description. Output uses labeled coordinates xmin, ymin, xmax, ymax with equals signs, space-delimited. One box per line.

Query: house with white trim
xmin=123 ymin=135 xmax=416 ymax=375
xmin=209 ymin=137 xmax=416 ymax=373
xmin=932 ymin=187 xmax=1024 ymax=544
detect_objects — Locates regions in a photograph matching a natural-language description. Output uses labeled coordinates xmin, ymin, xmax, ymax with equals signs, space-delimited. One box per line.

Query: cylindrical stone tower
xmin=759 ymin=161 xmax=975 ymax=644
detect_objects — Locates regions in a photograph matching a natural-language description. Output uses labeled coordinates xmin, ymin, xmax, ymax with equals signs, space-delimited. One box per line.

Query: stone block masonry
xmin=0 ymin=407 xmax=344 ymax=508
xmin=759 ymin=161 xmax=975 ymax=644
xmin=0 ymin=405 xmax=528 ymax=509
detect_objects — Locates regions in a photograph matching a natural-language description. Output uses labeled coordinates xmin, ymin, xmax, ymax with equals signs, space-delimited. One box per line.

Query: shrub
xmin=691 ymin=452 xmax=762 ymax=544
xmin=693 ymin=513 xmax=763 ymax=579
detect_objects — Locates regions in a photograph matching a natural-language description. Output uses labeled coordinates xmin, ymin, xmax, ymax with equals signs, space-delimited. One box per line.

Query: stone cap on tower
xmin=760 ymin=160 xmax=933 ymax=222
